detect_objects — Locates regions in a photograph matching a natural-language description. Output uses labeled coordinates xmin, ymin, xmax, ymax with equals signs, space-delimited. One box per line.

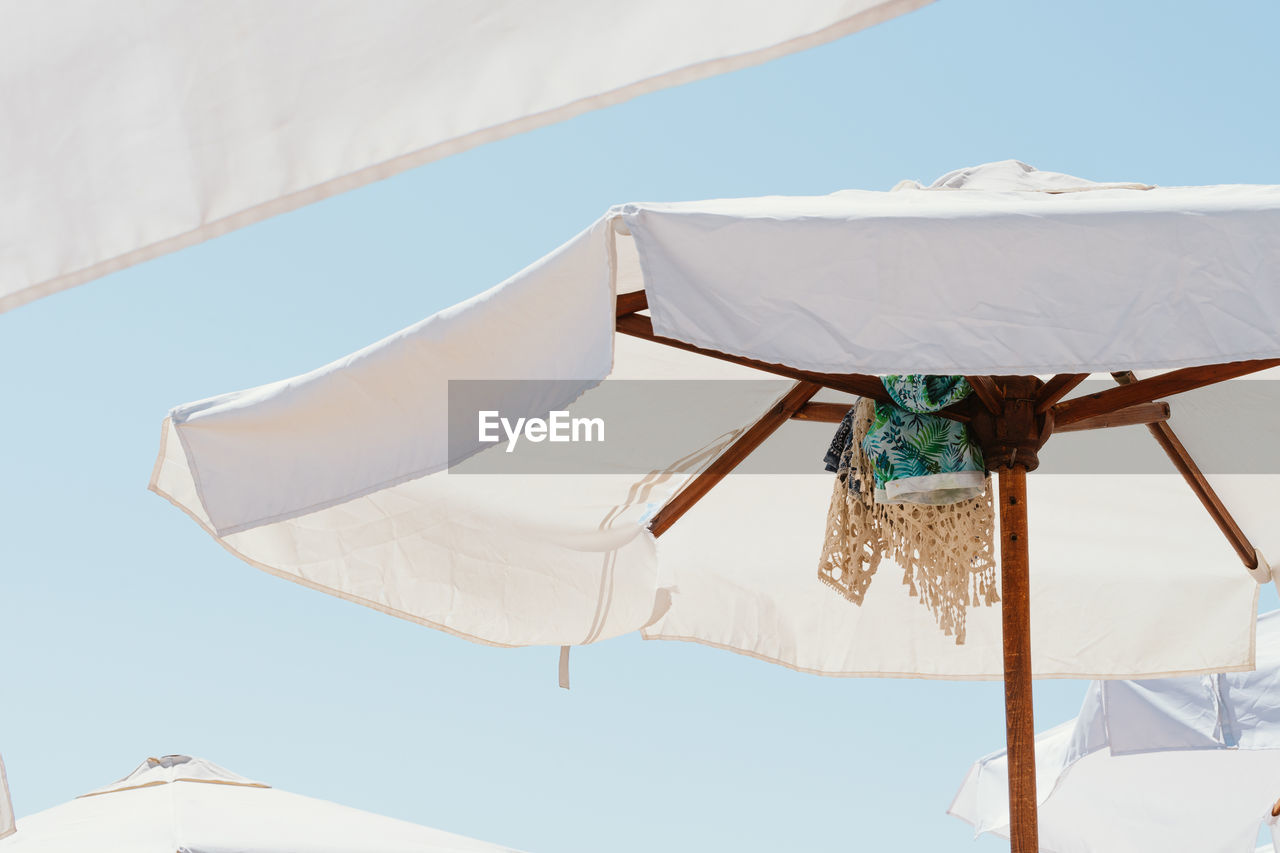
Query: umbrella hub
xmin=968 ymin=376 xmax=1050 ymax=472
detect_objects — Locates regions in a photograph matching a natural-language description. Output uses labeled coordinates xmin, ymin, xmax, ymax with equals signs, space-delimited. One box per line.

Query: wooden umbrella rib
xmin=1052 ymin=359 xmax=1280 ymax=426
xmin=794 ymin=400 xmax=1172 ymax=431
xmin=615 ymin=289 xmax=649 ymax=317
xmin=1151 ymin=423 xmax=1255 ymax=567
xmin=617 ymin=312 xmax=890 ymax=404
xmin=615 ymin=311 xmax=979 ymax=422
xmin=648 ymin=381 xmax=821 ymax=538
xmin=1111 ymin=371 xmax=1258 ymax=569
xmin=789 ymin=401 xmax=851 ymax=423
xmin=1051 ymin=401 xmax=1169 ymax=433
xmin=791 ymin=402 xmax=854 ymax=423
xmin=965 ymin=375 xmax=1005 ymax=414
xmin=783 ymin=398 xmax=1173 ymax=430
xmin=1036 ymin=373 xmax=1089 ymax=413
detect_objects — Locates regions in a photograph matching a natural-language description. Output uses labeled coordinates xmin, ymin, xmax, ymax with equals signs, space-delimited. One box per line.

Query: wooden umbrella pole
xmin=998 ymin=464 xmax=1038 ymax=852
xmin=966 ymin=376 xmax=1045 ymax=852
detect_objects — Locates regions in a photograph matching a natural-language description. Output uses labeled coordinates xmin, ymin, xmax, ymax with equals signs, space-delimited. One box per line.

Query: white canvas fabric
xmin=950 ymin=611 xmax=1280 ymax=853
xmin=0 ymin=755 xmax=522 ymax=853
xmin=0 ymin=0 xmax=928 ymax=314
xmin=0 ymin=755 xmax=14 ymax=841
xmin=624 ymin=161 xmax=1280 ymax=375
xmin=153 ymin=162 xmax=1279 ymax=678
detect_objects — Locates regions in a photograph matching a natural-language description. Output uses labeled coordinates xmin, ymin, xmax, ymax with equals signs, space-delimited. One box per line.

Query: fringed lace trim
xmin=817 ymin=398 xmax=998 ymax=644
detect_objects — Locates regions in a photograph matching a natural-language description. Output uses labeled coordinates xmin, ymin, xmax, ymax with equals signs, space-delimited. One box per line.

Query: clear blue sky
xmin=3 ymin=1 xmax=1279 ymax=850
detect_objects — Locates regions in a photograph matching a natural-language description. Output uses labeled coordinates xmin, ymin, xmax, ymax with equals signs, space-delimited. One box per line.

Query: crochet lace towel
xmin=818 ymin=398 xmax=998 ymax=644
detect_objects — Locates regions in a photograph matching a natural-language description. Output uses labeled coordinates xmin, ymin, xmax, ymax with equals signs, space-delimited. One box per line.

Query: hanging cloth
xmin=818 ymin=398 xmax=998 ymax=644
xmin=862 ymin=375 xmax=986 ymax=504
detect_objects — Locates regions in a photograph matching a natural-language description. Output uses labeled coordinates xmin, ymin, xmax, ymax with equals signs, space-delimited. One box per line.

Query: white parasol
xmin=0 ymin=0 xmax=928 ymax=313
xmin=152 ymin=161 xmax=1280 ymax=849
xmin=0 ymin=754 xmax=524 ymax=852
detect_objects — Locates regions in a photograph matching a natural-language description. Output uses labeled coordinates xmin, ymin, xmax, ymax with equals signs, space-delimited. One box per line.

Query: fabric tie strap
xmin=558 ymin=646 xmax=571 ymax=690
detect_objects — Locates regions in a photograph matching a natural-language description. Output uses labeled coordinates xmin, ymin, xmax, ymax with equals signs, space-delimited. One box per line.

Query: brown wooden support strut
xmin=1111 ymin=371 xmax=1258 ymax=569
xmin=965 ymin=375 xmax=1005 ymax=415
xmin=1036 ymin=373 xmax=1089 ymax=413
xmin=1052 ymin=358 xmax=1280 ymax=427
xmin=615 ymin=289 xmax=649 ymax=317
xmin=617 ymin=312 xmax=894 ymax=405
xmin=648 ymin=381 xmax=821 ymax=538
xmin=790 ymin=401 xmax=854 ymax=423
xmin=791 ymin=399 xmax=1170 ymax=431
xmin=615 ymin=310 xmax=980 ymax=422
xmin=1051 ymin=401 xmax=1169 ymax=433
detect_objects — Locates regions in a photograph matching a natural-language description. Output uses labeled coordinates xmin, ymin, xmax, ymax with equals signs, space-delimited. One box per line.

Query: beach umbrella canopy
xmin=151 ymin=160 xmax=1280 ymax=850
xmin=951 ymin=609 xmax=1280 ymax=852
xmin=0 ymin=0 xmax=927 ymax=314
xmin=0 ymin=754 xmax=523 ymax=853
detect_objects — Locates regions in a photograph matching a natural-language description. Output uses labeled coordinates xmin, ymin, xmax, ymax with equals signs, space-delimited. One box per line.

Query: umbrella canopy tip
xmin=78 ymin=755 xmax=269 ymax=798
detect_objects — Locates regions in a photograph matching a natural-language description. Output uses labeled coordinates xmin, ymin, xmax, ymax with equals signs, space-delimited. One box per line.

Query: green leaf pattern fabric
xmin=861 ymin=375 xmax=985 ymax=504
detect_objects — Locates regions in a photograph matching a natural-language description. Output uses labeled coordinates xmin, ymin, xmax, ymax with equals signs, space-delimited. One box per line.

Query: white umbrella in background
xmin=1265 ymin=799 xmax=1280 ymax=851
xmin=0 ymin=754 xmax=524 ymax=853
xmin=952 ymin=610 xmax=1280 ymax=853
xmin=151 ymin=160 xmax=1280 ymax=850
xmin=0 ymin=755 xmax=14 ymax=841
xmin=0 ymin=0 xmax=928 ymax=313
